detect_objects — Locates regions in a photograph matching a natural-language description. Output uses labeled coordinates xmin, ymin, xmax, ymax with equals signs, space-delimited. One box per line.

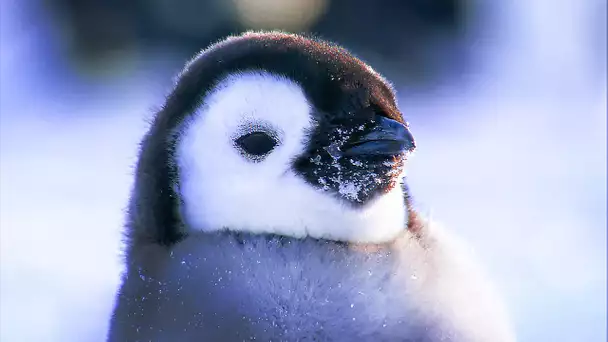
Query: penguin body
xmin=108 ymin=32 xmax=514 ymax=341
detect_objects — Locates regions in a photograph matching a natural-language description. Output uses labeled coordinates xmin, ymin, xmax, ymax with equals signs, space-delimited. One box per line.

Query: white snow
xmin=337 ymin=181 xmax=361 ymax=201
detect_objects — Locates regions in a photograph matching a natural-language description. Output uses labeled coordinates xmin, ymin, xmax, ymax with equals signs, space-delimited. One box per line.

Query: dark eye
xmin=235 ymin=131 xmax=278 ymax=158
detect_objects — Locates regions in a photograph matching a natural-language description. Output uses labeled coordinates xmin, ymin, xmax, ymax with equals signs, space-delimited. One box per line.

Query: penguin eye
xmin=235 ymin=131 xmax=278 ymax=159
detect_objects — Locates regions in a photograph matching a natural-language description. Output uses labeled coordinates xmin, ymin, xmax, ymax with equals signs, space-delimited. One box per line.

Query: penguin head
xmin=139 ymin=32 xmax=416 ymax=245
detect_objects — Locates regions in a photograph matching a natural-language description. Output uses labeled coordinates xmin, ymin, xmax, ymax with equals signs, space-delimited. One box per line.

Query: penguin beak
xmin=341 ymin=116 xmax=416 ymax=156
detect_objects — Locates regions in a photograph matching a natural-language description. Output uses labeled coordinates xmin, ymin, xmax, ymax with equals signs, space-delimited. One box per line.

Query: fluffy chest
xmin=115 ymin=232 xmax=454 ymax=341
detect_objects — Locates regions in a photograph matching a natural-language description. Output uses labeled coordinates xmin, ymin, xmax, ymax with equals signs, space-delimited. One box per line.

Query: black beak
xmin=341 ymin=116 xmax=416 ymax=156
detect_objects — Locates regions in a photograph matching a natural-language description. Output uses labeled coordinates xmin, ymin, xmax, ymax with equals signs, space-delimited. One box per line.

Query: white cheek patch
xmin=176 ymin=71 xmax=406 ymax=243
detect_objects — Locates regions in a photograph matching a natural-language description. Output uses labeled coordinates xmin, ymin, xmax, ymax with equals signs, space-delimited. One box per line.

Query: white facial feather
xmin=176 ymin=71 xmax=406 ymax=243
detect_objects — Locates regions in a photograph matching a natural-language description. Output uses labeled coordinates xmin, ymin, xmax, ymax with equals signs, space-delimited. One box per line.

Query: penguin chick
xmin=108 ymin=31 xmax=515 ymax=342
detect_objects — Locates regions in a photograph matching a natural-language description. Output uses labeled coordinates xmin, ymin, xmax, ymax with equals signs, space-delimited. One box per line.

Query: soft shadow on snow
xmin=0 ymin=109 xmax=147 ymax=341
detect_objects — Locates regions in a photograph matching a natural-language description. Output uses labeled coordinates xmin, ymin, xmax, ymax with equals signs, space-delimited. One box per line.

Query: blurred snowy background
xmin=0 ymin=0 xmax=605 ymax=341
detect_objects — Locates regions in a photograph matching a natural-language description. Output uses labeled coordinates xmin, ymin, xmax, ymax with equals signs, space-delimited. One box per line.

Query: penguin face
xmin=165 ymin=32 xmax=416 ymax=244
xmin=177 ymin=74 xmax=414 ymax=244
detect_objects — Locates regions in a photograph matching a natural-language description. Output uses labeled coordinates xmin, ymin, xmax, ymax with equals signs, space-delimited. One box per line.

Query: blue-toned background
xmin=1 ymin=1 xmax=606 ymax=341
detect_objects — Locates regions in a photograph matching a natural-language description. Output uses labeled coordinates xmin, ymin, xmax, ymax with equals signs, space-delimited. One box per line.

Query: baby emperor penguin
xmin=107 ymin=32 xmax=515 ymax=342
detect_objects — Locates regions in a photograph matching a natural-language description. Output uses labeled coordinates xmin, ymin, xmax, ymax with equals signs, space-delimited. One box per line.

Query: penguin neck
xmin=180 ymin=175 xmax=409 ymax=245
